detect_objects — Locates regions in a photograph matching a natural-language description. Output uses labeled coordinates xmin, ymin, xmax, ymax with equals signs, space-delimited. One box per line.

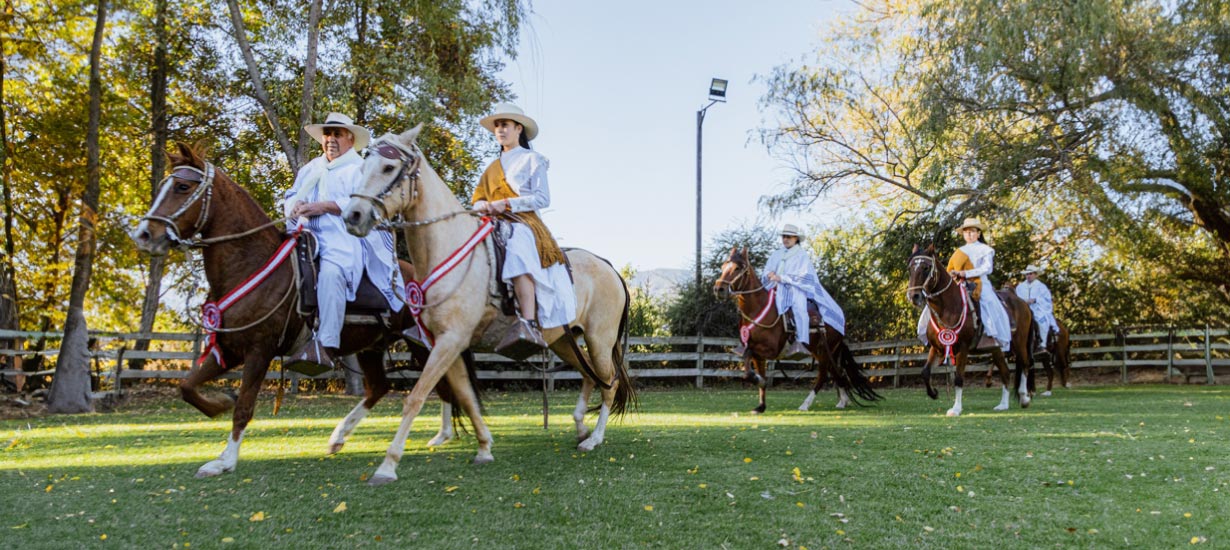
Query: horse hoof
xmin=946 ymin=409 xmax=961 ymax=417
xmin=1041 ymin=391 xmax=1052 ymax=397
xmin=835 ymin=402 xmax=848 ymax=410
xmin=367 ymin=474 xmax=397 ymax=487
xmin=797 ymin=405 xmax=810 ymax=412
xmin=577 ymin=439 xmax=600 ymax=452
xmin=426 ymin=435 xmax=452 ymax=447
xmin=473 ymin=453 xmax=494 ymax=465
xmin=751 ymin=406 xmax=766 ymax=415
xmin=993 ymin=404 xmax=1009 ymax=411
xmin=575 ymin=430 xmax=591 ymax=443
xmin=326 ymin=443 xmax=344 ymax=455
xmin=195 ymin=462 xmax=233 ymax=478
xmin=1064 ymin=383 xmax=1072 ymax=389
xmin=1020 ymin=398 xmax=1031 ymax=409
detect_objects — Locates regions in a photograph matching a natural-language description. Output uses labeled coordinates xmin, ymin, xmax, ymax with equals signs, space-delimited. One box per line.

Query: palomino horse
xmin=341 ymin=126 xmax=636 ymax=486
xmin=130 ymin=143 xmax=480 ymax=478
xmin=906 ymin=245 xmax=1035 ymax=416
xmin=714 ymin=247 xmax=880 ymax=413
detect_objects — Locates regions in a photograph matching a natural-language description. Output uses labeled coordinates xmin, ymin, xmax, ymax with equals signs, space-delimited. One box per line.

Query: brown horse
xmin=1038 ymin=319 xmax=1071 ymax=395
xmin=129 ymin=143 xmax=482 ymax=478
xmin=906 ymin=245 xmax=1035 ymax=416
xmin=341 ymin=127 xmax=636 ymax=486
xmin=714 ymin=247 xmax=880 ymax=413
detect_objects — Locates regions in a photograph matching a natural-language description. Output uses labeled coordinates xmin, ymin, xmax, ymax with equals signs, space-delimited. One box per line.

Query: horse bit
xmin=906 ymin=255 xmax=953 ymax=299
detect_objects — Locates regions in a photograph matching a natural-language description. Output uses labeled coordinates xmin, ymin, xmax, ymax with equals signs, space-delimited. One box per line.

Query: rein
xmin=906 ymin=255 xmax=954 ymax=299
xmin=398 ymin=217 xmax=496 ymax=347
xmin=910 ymin=254 xmax=969 ymax=366
xmin=715 ymin=264 xmax=766 ymax=296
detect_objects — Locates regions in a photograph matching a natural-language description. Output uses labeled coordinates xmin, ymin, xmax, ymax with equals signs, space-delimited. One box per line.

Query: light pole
xmin=696 ymin=78 xmax=727 ymax=291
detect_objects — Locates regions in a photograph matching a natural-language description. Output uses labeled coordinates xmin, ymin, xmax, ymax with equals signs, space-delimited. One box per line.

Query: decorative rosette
xmin=404 ymin=281 xmax=425 ymax=314
xmin=937 ymin=328 xmax=958 ymax=346
xmin=201 ymin=302 xmax=222 ymax=331
xmin=739 ymin=324 xmax=752 ymax=346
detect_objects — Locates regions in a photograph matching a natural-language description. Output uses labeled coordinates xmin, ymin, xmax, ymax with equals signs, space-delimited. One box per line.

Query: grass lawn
xmin=3 ymin=384 xmax=1229 ymax=549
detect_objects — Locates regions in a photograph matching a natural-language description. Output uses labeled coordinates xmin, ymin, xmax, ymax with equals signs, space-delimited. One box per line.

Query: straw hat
xmin=304 ymin=112 xmax=370 ymax=150
xmin=479 ymin=103 xmax=538 ymax=141
xmin=956 ymin=217 xmax=985 ymax=232
xmin=1021 ymin=264 xmax=1042 ymax=275
xmin=780 ymin=224 xmax=801 ymax=237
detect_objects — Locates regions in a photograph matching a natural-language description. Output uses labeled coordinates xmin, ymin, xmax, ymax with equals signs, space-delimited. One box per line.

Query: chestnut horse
xmin=130 ymin=144 xmax=481 ymax=478
xmin=341 ymin=127 xmax=636 ymax=486
xmin=1039 ymin=319 xmax=1071 ymax=395
xmin=906 ymin=245 xmax=1035 ymax=416
xmin=714 ymin=247 xmax=880 ymax=413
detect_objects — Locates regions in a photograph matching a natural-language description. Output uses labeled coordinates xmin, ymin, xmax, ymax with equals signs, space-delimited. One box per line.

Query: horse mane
xmin=167 ymin=141 xmax=208 ymax=170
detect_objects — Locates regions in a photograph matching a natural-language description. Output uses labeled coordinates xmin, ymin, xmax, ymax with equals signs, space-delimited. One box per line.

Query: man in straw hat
xmin=282 ymin=112 xmax=405 ymax=371
xmin=759 ymin=223 xmax=846 ymax=360
xmin=1016 ymin=264 xmax=1056 ymax=350
xmin=916 ymin=217 xmax=1012 ymax=351
xmin=472 ymin=102 xmax=576 ymax=358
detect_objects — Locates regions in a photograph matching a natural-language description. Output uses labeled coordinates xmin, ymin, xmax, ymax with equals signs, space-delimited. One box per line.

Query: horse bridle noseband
xmin=142 ymin=163 xmax=216 ymax=247
xmin=349 ymin=140 xmax=423 ymax=223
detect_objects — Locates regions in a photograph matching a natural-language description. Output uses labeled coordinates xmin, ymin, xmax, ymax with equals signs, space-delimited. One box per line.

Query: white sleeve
xmin=508 ymin=155 xmax=550 ymax=213
xmin=1036 ymin=284 xmax=1054 ymax=312
xmin=965 ymin=249 xmax=993 ymax=278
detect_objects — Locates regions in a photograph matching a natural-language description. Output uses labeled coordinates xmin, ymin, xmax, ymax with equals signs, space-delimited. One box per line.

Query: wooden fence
xmin=1 ymin=326 xmax=1227 ymax=392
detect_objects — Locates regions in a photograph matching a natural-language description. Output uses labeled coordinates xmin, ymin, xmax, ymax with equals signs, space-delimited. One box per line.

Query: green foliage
xmin=665 ymin=226 xmax=778 ymax=337
xmin=619 ymin=265 xmax=669 ymax=338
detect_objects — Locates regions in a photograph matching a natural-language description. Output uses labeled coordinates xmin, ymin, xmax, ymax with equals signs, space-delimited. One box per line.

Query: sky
xmin=494 ymin=0 xmax=852 ymax=273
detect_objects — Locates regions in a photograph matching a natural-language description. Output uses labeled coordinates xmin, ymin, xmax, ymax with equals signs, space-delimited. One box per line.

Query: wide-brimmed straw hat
xmin=304 ymin=113 xmax=370 ymax=150
xmin=956 ymin=217 xmax=985 ymax=232
xmin=479 ymin=103 xmax=538 ymax=141
xmin=1021 ymin=264 xmax=1042 ymax=275
xmin=780 ymin=224 xmax=801 ymax=237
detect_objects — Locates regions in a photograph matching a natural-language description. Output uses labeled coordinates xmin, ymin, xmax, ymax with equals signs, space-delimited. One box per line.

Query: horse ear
xmin=742 ymin=246 xmax=750 ymax=259
xmin=926 ymin=243 xmax=936 ymax=254
xmin=912 ymin=244 xmax=919 ymax=254
xmin=399 ymin=123 xmax=424 ymax=146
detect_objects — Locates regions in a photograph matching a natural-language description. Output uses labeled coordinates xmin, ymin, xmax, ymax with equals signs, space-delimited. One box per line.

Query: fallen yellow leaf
xmin=249 ymin=512 xmax=265 ymax=522
xmin=221 ymin=537 xmax=234 ymax=544
xmin=333 ymin=502 xmax=347 ymax=513
xmin=44 ymin=485 xmax=53 ymax=493
xmin=643 ymin=505 xmax=654 ymax=512
xmin=744 ymin=458 xmax=753 ymax=463
xmin=445 ymin=486 xmax=459 ymax=493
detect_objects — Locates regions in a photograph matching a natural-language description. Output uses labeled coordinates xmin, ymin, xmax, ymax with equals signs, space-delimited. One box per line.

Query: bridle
xmin=349 ymin=139 xmax=423 ymax=224
xmin=142 ymin=164 xmax=216 ymax=247
xmin=906 ymin=254 xmax=953 ymax=300
xmin=715 ymin=261 xmax=764 ymax=296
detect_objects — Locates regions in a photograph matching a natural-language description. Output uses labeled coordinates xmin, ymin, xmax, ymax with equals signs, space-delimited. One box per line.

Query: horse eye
xmin=176 ymin=183 xmax=191 ymax=192
xmin=382 ymin=165 xmax=395 ymax=174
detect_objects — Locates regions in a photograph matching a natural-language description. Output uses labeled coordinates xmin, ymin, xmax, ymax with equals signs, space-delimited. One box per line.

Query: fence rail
xmin=2 ymin=326 xmax=1227 ymax=390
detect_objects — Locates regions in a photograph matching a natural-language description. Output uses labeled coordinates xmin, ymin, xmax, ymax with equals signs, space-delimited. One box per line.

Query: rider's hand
xmin=767 ymin=272 xmax=780 ymax=282
xmin=491 ymin=199 xmax=508 ymax=214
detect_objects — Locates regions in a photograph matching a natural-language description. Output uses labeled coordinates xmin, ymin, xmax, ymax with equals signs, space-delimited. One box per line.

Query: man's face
xmin=322 ymin=127 xmax=354 ymax=161
xmin=1026 ymin=272 xmax=1038 ymax=282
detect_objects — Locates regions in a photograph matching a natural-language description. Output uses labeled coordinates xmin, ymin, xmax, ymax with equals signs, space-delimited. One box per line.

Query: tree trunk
xmin=295 ymin=0 xmax=323 ymax=164
xmin=0 ymin=31 xmax=21 ymax=390
xmin=352 ymin=0 xmax=369 ymax=123
xmin=131 ymin=0 xmax=170 ymax=370
xmin=226 ymin=0 xmax=298 ymax=170
xmin=48 ymin=0 xmax=107 ymax=414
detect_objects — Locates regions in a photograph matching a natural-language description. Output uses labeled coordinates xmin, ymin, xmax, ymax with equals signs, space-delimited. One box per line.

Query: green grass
xmin=3 ymin=385 xmax=1229 ymax=549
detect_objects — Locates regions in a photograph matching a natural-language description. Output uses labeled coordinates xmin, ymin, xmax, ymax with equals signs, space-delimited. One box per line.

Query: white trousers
xmin=317 ymin=261 xmax=347 ymax=348
xmin=783 ymin=290 xmax=811 ymax=345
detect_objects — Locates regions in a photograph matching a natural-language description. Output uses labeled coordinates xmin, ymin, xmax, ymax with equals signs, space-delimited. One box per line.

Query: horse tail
xmin=839 ymin=341 xmax=882 ymax=404
xmin=609 ymin=268 xmax=638 ymax=417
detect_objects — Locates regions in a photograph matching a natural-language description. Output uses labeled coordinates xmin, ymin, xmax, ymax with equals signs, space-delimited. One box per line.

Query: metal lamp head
xmin=708 ymin=78 xmax=728 ymax=102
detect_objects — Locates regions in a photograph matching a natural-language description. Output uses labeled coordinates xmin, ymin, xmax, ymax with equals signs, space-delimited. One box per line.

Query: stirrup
xmin=283 ymin=339 xmax=335 ymax=377
xmin=974 ymin=336 xmax=999 ymax=352
xmin=779 ymin=340 xmax=811 ymax=361
xmin=731 ymin=341 xmax=748 ymax=358
xmin=495 ymin=318 xmax=548 ymax=361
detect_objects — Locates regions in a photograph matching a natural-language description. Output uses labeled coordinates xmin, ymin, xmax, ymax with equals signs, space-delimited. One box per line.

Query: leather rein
xmin=141 ymin=163 xmax=287 ymax=248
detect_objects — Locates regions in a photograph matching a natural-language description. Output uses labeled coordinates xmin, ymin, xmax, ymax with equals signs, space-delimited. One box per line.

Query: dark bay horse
xmin=1039 ymin=319 xmax=1071 ymax=395
xmin=130 ymin=143 xmax=481 ymax=478
xmin=906 ymin=245 xmax=1035 ymax=416
xmin=714 ymin=247 xmax=880 ymax=413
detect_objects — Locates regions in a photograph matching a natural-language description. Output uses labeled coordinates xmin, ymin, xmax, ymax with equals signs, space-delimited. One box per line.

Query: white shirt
xmin=498 ymin=146 xmax=550 ymax=212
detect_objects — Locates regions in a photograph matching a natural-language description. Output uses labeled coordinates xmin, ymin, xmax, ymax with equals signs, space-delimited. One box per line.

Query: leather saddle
xmin=293 ymin=231 xmax=391 ymax=321
xmin=488 ymin=219 xmax=575 ymax=316
xmin=784 ymin=300 xmax=824 ymax=335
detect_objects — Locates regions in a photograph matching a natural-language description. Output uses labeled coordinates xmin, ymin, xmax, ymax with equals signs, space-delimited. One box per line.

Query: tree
xmin=47 ymin=0 xmax=107 ymax=414
xmin=666 ymin=225 xmax=779 ymax=337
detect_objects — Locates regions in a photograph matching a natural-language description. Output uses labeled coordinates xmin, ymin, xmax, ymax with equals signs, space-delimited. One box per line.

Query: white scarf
xmin=290 ymin=149 xmax=361 ymax=206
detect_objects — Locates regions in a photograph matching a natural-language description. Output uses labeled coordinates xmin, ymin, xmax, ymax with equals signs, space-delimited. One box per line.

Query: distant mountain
xmin=629 ymin=268 xmax=690 ymax=299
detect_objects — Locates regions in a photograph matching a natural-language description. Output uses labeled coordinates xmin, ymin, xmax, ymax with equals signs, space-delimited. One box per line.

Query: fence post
xmin=892 ymin=344 xmax=901 ymax=389
xmin=1166 ymin=327 xmax=1175 ymax=383
xmin=1206 ymin=324 xmax=1215 ymax=385
xmin=547 ymin=354 xmax=556 ymax=392
xmin=1118 ymin=326 xmax=1128 ymax=384
xmin=113 ymin=346 xmax=126 ymax=396
xmin=695 ymin=334 xmax=704 ymax=389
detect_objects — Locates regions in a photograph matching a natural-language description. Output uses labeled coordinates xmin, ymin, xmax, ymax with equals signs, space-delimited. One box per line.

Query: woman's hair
xmin=517 ymin=123 xmax=532 ymax=149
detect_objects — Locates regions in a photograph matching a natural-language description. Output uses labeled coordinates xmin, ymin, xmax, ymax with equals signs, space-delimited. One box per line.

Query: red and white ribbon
xmin=197 ymin=229 xmax=301 ymax=368
xmin=739 ymin=288 xmax=776 ymax=346
xmin=927 ymin=283 xmax=969 ymax=366
xmin=403 ymin=217 xmax=494 ymax=349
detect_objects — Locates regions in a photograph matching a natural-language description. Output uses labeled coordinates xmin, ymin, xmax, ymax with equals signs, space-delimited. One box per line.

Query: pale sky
xmin=495 ymin=0 xmax=851 ymax=272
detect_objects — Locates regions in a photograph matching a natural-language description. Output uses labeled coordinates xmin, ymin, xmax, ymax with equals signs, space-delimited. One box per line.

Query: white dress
xmin=282 ymin=150 xmax=405 ymax=346
xmin=762 ymin=245 xmax=846 ymax=343
xmin=916 ymin=242 xmax=1011 ymax=351
xmin=477 ymin=147 xmax=577 ymax=329
xmin=1016 ymin=279 xmax=1057 ymax=342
